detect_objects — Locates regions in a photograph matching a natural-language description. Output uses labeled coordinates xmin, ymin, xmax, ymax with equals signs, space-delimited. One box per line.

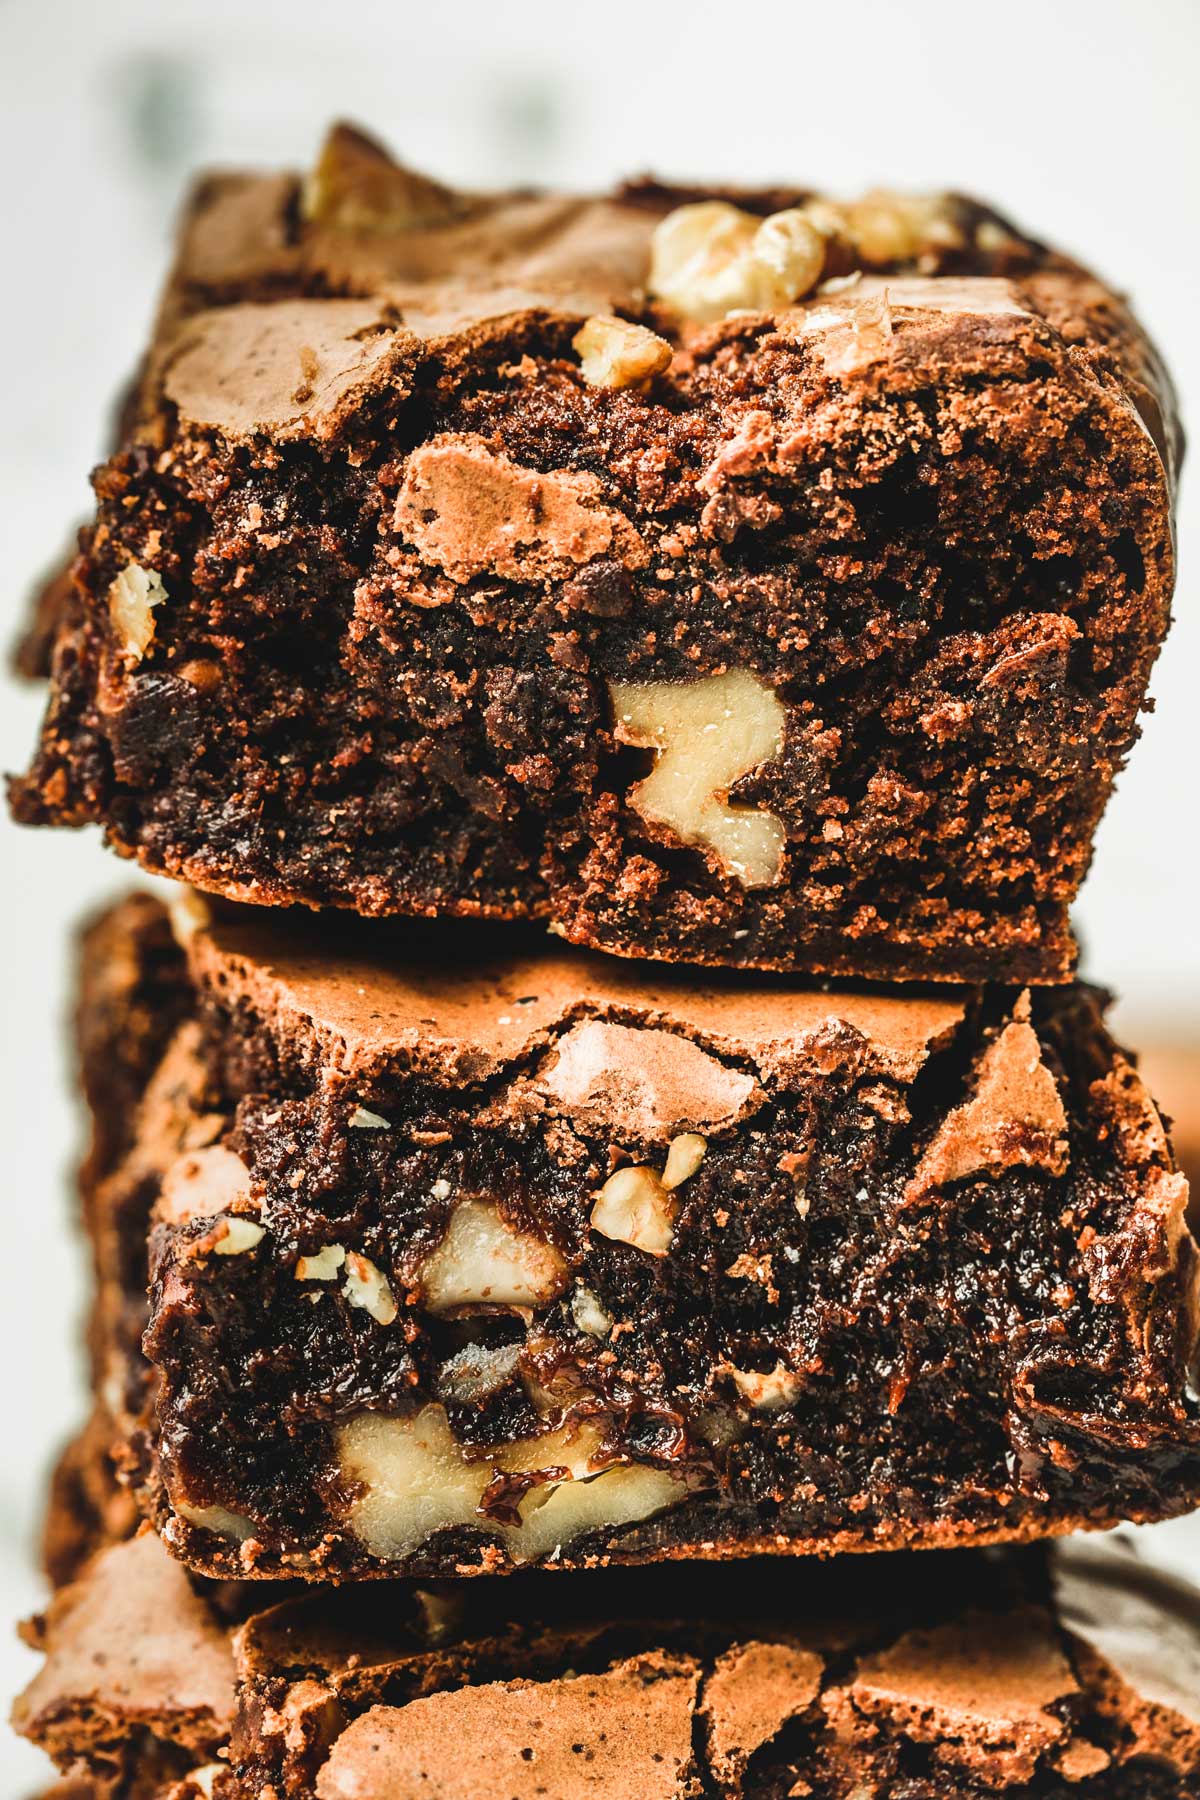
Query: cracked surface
xmin=16 ymin=1531 xmax=1200 ymax=1799
xmin=75 ymin=894 xmax=1200 ymax=1582
xmin=9 ymin=128 xmax=1180 ymax=981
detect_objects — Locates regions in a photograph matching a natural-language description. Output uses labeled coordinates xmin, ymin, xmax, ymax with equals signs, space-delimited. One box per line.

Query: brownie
xmin=14 ymin=1530 xmax=236 ymax=1796
xmin=41 ymin=1408 xmax=138 ymax=1589
xmin=15 ymin=1529 xmax=1200 ymax=1799
xmin=12 ymin=549 xmax=77 ymax=682
xmin=76 ymin=891 xmax=1200 ymax=1580
xmin=10 ymin=124 xmax=1180 ymax=981
xmin=73 ymin=893 xmax=193 ymax=1206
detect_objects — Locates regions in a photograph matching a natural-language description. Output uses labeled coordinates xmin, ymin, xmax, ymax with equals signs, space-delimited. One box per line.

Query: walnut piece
xmin=437 ymin=1342 xmax=523 ymax=1404
xmin=590 ymin=1133 xmax=707 ymax=1257
xmin=301 ymin=122 xmax=465 ymax=233
xmin=108 ymin=563 xmax=167 ymax=663
xmin=573 ymin=315 xmax=672 ymax=389
xmin=342 ymin=1251 xmax=398 ymax=1325
xmin=834 ymin=190 xmax=965 ymax=265
xmin=212 ymin=1216 xmax=265 ymax=1257
xmin=649 ymin=201 xmax=825 ymax=322
xmin=591 ymin=1165 xmax=677 ymax=1256
xmin=176 ymin=1500 xmax=256 ymax=1542
xmin=571 ymin=1285 xmax=614 ymax=1338
xmin=338 ymin=1403 xmax=681 ymax=1561
xmin=610 ymin=668 xmax=787 ymax=887
xmin=296 ymin=1244 xmax=347 ymax=1281
xmin=662 ymin=1131 xmax=707 ymax=1191
xmin=418 ymin=1199 xmax=567 ymax=1314
xmin=157 ymin=1145 xmax=252 ymax=1227
xmin=724 ymin=1360 xmax=803 ymax=1410
xmin=348 ymin=1105 xmax=390 ymax=1130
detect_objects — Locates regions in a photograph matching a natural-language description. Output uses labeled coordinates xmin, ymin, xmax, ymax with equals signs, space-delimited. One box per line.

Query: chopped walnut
xmin=108 ymin=563 xmax=167 ymax=663
xmin=590 ymin=1132 xmax=707 ymax=1257
xmin=348 ymin=1105 xmax=391 ymax=1130
xmin=610 ymin=668 xmax=787 ymax=887
xmin=573 ymin=315 xmax=672 ymax=390
xmin=342 ymin=1251 xmax=398 ymax=1325
xmin=724 ymin=1360 xmax=803 ymax=1410
xmin=591 ymin=1165 xmax=677 ymax=1257
xmin=338 ymin=1403 xmax=681 ymax=1562
xmin=177 ymin=1500 xmax=256 ymax=1542
xmin=301 ymin=122 xmax=465 ymax=233
xmin=661 ymin=1132 xmax=707 ymax=1190
xmin=296 ymin=1244 xmax=347 ymax=1281
xmin=649 ymin=201 xmax=825 ymax=323
xmin=347 ymin=1101 xmax=390 ymax=1130
xmin=438 ymin=1341 xmax=523 ymax=1404
xmin=418 ymin=1199 xmax=567 ymax=1314
xmin=212 ymin=1216 xmax=265 ymax=1257
xmin=832 ymin=190 xmax=966 ymax=266
xmin=571 ymin=1285 xmax=614 ymax=1338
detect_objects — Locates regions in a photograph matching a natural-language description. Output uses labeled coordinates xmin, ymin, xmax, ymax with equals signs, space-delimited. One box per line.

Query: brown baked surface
xmin=41 ymin=1408 xmax=139 ymax=1590
xmin=15 ymin=1529 xmax=1200 ymax=1799
xmin=73 ymin=892 xmax=1200 ymax=1581
xmin=9 ymin=125 xmax=1180 ymax=980
xmin=12 ymin=549 xmax=77 ymax=682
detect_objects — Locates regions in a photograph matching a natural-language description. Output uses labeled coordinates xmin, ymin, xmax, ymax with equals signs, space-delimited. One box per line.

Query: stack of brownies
xmin=10 ymin=125 xmax=1200 ymax=1799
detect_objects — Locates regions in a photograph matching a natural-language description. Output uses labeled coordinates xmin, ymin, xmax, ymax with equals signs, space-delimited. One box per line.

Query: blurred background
xmin=2 ymin=0 xmax=1198 ymax=1783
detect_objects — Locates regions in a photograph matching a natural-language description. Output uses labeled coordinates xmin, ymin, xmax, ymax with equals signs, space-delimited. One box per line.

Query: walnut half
xmin=610 ymin=668 xmax=787 ymax=888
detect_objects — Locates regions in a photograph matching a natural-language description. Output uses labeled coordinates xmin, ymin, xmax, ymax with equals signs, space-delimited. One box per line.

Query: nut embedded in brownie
xmin=15 ymin=1529 xmax=1200 ymax=1799
xmin=9 ymin=123 xmax=1180 ymax=980
xmin=79 ymin=893 xmax=1200 ymax=1581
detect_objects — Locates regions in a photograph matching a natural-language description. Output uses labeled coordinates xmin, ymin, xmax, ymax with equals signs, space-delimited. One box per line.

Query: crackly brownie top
xmin=177 ymin=893 xmax=966 ymax=1101
xmin=132 ymin=122 xmax=1175 ymax=485
xmin=19 ymin=1532 xmax=1200 ymax=1795
xmin=231 ymin=1536 xmax=1200 ymax=1797
xmin=14 ymin=1531 xmax=235 ymax=1755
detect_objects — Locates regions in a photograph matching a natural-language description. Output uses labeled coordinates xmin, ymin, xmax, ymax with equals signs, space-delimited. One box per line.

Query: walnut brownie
xmin=77 ymin=893 xmax=1199 ymax=1580
xmin=10 ymin=125 xmax=1179 ymax=980
xmin=16 ymin=1531 xmax=1200 ymax=1799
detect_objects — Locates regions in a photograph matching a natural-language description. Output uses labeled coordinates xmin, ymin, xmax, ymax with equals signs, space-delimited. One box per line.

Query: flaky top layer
xmin=179 ymin=895 xmax=966 ymax=1093
xmin=138 ymin=124 xmax=1177 ymax=489
xmin=17 ymin=1531 xmax=1200 ymax=1797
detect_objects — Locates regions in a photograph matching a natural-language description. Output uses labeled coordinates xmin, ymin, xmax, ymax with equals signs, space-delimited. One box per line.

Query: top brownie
xmin=12 ymin=125 xmax=1179 ymax=979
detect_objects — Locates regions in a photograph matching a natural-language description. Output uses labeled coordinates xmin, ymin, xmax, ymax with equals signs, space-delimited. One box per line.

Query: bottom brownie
xmin=15 ymin=1525 xmax=1200 ymax=1799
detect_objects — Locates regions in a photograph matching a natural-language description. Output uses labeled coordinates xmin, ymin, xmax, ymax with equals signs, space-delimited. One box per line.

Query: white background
xmin=2 ymin=0 xmax=1198 ymax=1787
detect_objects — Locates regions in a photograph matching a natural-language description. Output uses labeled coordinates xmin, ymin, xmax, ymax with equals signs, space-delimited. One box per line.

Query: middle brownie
xmin=87 ymin=894 xmax=1200 ymax=1580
